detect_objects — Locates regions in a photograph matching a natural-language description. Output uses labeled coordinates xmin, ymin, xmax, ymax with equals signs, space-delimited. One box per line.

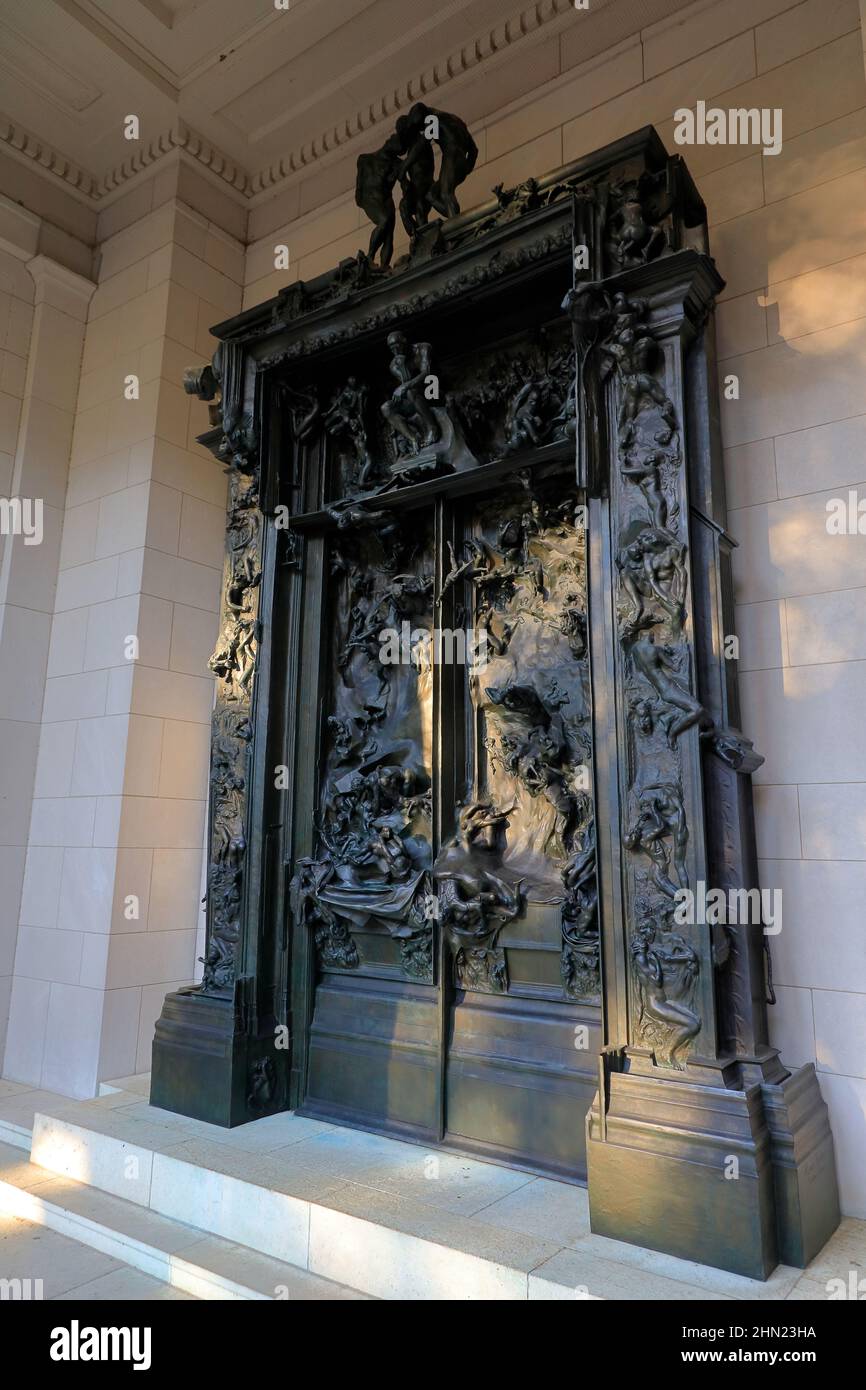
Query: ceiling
xmin=0 ymin=0 xmax=699 ymax=205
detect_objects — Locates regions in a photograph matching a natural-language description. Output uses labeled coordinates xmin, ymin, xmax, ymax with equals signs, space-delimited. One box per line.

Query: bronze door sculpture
xmin=153 ymin=125 xmax=839 ymax=1279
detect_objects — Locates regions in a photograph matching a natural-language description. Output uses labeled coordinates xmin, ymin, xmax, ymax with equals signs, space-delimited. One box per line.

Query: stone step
xmin=0 ymin=1118 xmax=29 ymax=1151
xmin=28 ymin=1110 xmax=564 ymax=1299
xmin=0 ymin=1142 xmax=369 ymax=1301
xmin=22 ymin=1097 xmax=811 ymax=1301
xmin=0 ymin=1078 xmax=71 ymax=1150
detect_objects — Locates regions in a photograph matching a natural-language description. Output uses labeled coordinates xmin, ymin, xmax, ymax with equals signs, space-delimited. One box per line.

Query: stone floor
xmin=1 ymin=1073 xmax=864 ymax=1300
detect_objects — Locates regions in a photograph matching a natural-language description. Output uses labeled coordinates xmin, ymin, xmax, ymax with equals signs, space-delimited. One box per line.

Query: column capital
xmin=26 ymin=254 xmax=96 ymax=321
xmin=0 ymin=191 xmax=40 ymax=261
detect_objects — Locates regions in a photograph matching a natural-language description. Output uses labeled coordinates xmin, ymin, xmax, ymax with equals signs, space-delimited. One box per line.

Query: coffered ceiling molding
xmin=0 ymin=16 xmax=102 ymax=115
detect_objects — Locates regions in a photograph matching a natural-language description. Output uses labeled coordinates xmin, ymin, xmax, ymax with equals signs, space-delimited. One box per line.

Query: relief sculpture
xmin=603 ymin=170 xmax=672 ymax=270
xmin=558 ymin=280 xmax=766 ymax=1068
xmin=585 ymin=287 xmax=703 ymax=1065
xmin=435 ymin=801 xmax=524 ymax=993
xmin=433 ymin=476 xmax=599 ymax=1000
xmin=291 ymin=511 xmax=436 ymax=982
xmin=382 ymin=332 xmax=478 ymax=480
xmin=284 ymin=329 xmax=580 ymax=509
xmin=201 ymin=467 xmax=261 ymax=995
xmin=631 ymin=898 xmax=701 ymax=1067
xmin=157 ymin=131 xmax=825 ymax=1277
xmin=624 ymin=775 xmax=689 ymax=900
xmin=449 ymin=337 xmax=575 ymax=465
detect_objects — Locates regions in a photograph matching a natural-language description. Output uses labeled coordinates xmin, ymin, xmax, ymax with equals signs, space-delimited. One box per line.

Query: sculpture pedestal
xmin=151 ymin=988 xmax=284 ymax=1129
xmin=389 ymin=405 xmax=478 ymax=481
xmin=763 ymin=1063 xmax=841 ymax=1268
xmin=586 ymin=1052 xmax=839 ymax=1279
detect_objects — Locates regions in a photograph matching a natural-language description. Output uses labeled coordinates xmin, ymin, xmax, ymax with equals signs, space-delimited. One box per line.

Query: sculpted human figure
xmin=631 ymin=917 xmax=700 ymax=1066
xmin=354 ymin=104 xmax=477 ymax=262
xmin=621 ymin=449 xmax=669 ymax=529
xmin=323 ymin=376 xmax=374 ymax=484
xmin=436 ymin=800 xmax=522 ymax=917
xmin=494 ymin=509 xmax=544 ymax=593
xmin=339 ymin=594 xmax=385 ymax=669
xmin=617 ymin=537 xmax=651 ymax=633
xmin=327 ymin=715 xmax=355 ymax=763
xmin=631 ymin=695 xmax=656 ymax=737
xmin=561 ymin=823 xmax=600 ymax=999
xmin=607 ymin=328 xmax=677 ymax=445
xmin=432 ymin=799 xmax=523 ymax=994
xmin=641 ymin=527 xmax=687 ymax=627
xmin=617 ymin=528 xmax=686 ymax=634
xmin=624 ymin=780 xmax=689 ymax=898
xmin=395 ymin=112 xmax=435 ymax=235
xmin=326 ymin=499 xmax=407 ymax=570
xmin=474 ymin=587 xmax=515 ymax=657
xmin=561 ymin=281 xmax=613 ymax=358
xmin=504 ymin=381 xmax=546 ymax=453
xmin=552 ymin=379 xmax=576 ymax=440
xmin=607 ymin=175 xmax=669 ymax=268
xmin=214 ymin=770 xmax=247 ymax=869
xmin=281 ymin=385 xmax=320 ymax=443
xmin=355 ymin=133 xmax=404 ymax=268
xmin=215 ymin=553 xmax=259 ymax=696
xmin=630 ymin=633 xmax=712 ymax=744
xmin=210 ymin=563 xmax=257 ymax=699
xmin=323 ymin=376 xmax=365 ymax=437
xmin=373 ymin=572 xmax=433 ymax=630
xmin=436 ymin=537 xmax=490 ymax=604
xmin=399 ymin=102 xmax=478 ymax=219
xmin=610 ymin=290 xmax=645 ymax=335
xmin=523 ymin=741 xmax=580 ymax=854
xmin=381 ymin=331 xmax=440 ymax=452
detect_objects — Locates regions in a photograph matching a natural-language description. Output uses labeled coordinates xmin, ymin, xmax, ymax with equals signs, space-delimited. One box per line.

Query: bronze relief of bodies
xmin=631 ymin=901 xmax=700 ymax=1068
xmin=431 ymin=481 xmax=598 ymax=999
xmin=586 ymin=288 xmax=706 ymax=1066
xmin=198 ymin=461 xmax=262 ymax=996
xmin=381 ymin=333 xmax=439 ymax=451
xmin=293 ymin=509 xmax=436 ymax=982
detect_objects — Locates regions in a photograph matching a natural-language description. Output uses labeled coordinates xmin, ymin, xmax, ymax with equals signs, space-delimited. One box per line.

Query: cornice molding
xmin=0 ymin=109 xmax=251 ymax=206
xmin=0 ymin=112 xmax=97 ymax=200
xmin=0 ymin=0 xmax=580 ymax=212
xmin=94 ymin=120 xmax=250 ymax=200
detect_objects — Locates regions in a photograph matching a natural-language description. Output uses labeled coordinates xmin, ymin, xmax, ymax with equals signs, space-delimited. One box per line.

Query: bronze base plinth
xmin=586 ymin=1053 xmax=839 ymax=1280
xmin=762 ymin=1063 xmax=840 ymax=1268
xmin=150 ymin=988 xmax=285 ymax=1128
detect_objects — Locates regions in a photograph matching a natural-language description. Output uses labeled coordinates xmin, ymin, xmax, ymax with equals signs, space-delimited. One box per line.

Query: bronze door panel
xmin=299 ymin=506 xmax=440 ymax=1137
xmin=299 ymin=467 xmax=601 ymax=1176
xmin=435 ymin=475 xmax=599 ymax=1176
